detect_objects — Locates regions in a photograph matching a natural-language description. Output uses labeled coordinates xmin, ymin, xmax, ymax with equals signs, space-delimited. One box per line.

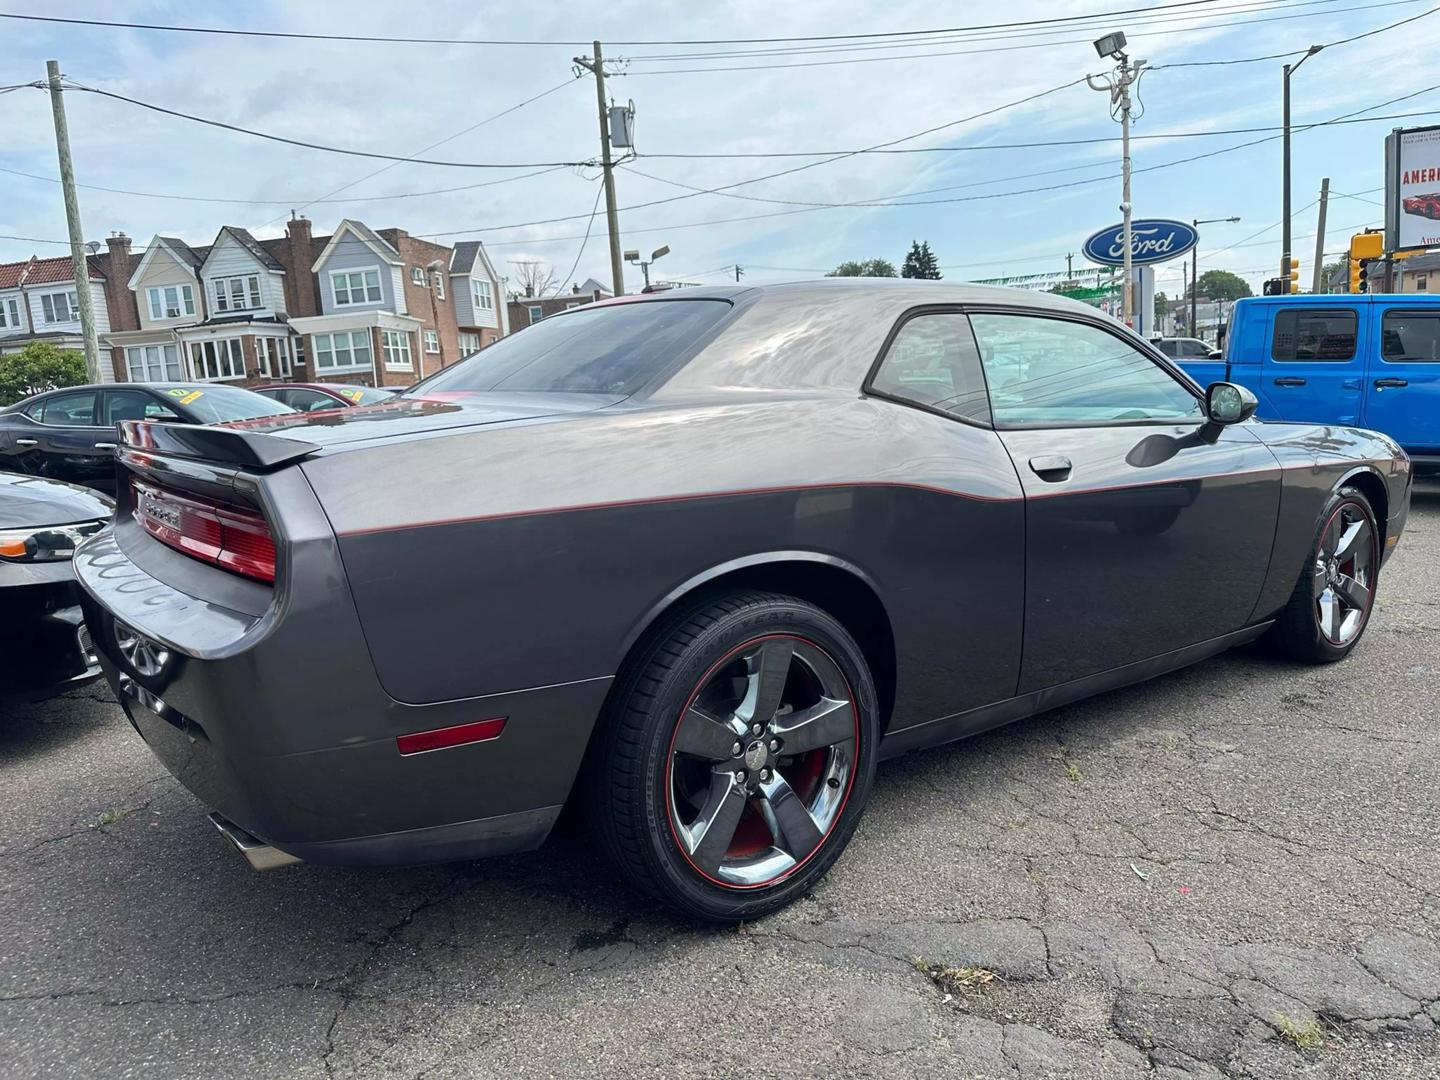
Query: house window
xmin=255 ymin=337 xmax=291 ymax=378
xmin=472 ymin=278 xmax=493 ymax=311
xmin=124 ymin=343 xmax=184 ymax=382
xmin=459 ymin=332 xmax=480 ymax=353
xmin=410 ymin=267 xmax=425 ymax=286
xmin=383 ymin=329 xmax=413 ymax=371
xmin=41 ymin=290 xmax=80 ymax=324
xmin=188 ymin=338 xmax=246 ymax=381
xmin=330 ymin=268 xmax=383 ymax=306
xmin=146 ymin=284 xmax=195 ymax=321
xmin=212 ymin=275 xmax=263 ymax=313
xmin=1416 ymin=274 xmax=1429 ymax=292
xmin=423 ymin=329 xmax=440 ymax=354
xmin=0 ymin=296 xmax=21 ymax=329
xmin=433 ymin=272 xmax=445 ymax=301
xmin=527 ymin=305 xmax=543 ymax=324
xmin=313 ymin=330 xmax=373 ymax=372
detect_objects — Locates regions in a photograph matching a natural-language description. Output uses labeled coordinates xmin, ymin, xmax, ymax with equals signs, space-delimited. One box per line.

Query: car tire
xmin=1268 ymin=485 xmax=1380 ymax=664
xmin=589 ymin=589 xmax=879 ymax=923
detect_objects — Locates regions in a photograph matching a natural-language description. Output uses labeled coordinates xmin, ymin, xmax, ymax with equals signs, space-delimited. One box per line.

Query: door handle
xmin=94 ymin=442 xmax=118 ymax=450
xmin=1029 ymin=455 xmax=1072 ymax=482
xmin=1374 ymin=377 xmax=1408 ymax=389
xmin=15 ymin=438 xmax=37 ymax=447
xmin=1273 ymin=376 xmax=1307 ymax=386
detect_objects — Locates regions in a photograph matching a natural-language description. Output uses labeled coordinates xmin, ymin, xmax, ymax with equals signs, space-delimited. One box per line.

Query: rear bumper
xmin=75 ymin=499 xmax=610 ymax=866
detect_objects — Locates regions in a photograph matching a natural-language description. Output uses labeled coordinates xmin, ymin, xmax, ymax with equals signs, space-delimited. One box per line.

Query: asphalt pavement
xmin=3 ymin=485 xmax=1440 ymax=1079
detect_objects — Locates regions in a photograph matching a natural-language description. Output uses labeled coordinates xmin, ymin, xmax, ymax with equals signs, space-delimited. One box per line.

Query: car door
xmin=284 ymin=388 xmax=344 ymax=411
xmin=968 ymin=308 xmax=1282 ymax=693
xmin=1365 ymin=304 xmax=1440 ymax=454
xmin=1262 ymin=304 xmax=1366 ymax=426
xmin=100 ymin=388 xmax=180 ymax=426
xmin=23 ymin=388 xmax=112 ymax=486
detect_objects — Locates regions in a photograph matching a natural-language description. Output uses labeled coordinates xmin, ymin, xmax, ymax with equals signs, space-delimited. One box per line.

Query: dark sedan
xmin=0 ymin=383 xmax=293 ymax=488
xmin=72 ymin=281 xmax=1411 ymax=922
xmin=253 ymin=383 xmax=397 ymax=412
xmin=1 ymin=472 xmax=112 ymax=703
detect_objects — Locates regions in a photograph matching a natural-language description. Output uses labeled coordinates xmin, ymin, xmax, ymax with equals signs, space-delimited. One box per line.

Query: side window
xmin=1272 ymin=308 xmax=1357 ymax=362
xmin=1381 ymin=310 xmax=1440 ymax=362
xmin=103 ymin=390 xmax=179 ymax=424
xmin=969 ymin=313 xmax=1202 ymax=426
xmin=1155 ymin=339 xmax=1178 ymax=357
xmin=38 ymin=390 xmax=98 ymax=426
xmin=869 ymin=313 xmax=991 ymax=424
xmin=288 ymin=389 xmax=335 ymax=411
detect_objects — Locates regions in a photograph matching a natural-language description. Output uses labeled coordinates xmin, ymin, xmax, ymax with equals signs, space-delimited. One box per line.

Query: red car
xmin=253 ymin=383 xmax=397 ymax=412
xmin=1402 ymin=192 xmax=1440 ymax=221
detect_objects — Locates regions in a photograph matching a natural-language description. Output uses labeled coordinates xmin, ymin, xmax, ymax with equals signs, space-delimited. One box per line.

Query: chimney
xmin=103 ymin=231 xmax=139 ymax=332
xmin=286 ymin=215 xmax=317 ymax=317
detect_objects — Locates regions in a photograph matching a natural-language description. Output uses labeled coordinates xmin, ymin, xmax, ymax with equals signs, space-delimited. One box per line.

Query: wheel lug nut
xmin=736 ymin=770 xmax=747 ymax=783
xmin=768 ymin=738 xmax=779 ymax=752
xmin=751 ymin=723 xmax=762 ymax=736
xmin=731 ymin=741 xmax=743 ymax=757
xmin=760 ymin=768 xmax=770 ymax=782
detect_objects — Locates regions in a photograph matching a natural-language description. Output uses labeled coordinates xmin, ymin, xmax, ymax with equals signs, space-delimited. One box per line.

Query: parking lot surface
xmin=3 ymin=486 xmax=1439 ymax=1080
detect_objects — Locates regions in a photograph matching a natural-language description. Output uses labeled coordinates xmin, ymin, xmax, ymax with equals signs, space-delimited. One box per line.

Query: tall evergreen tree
xmin=900 ymin=241 xmax=942 ymax=280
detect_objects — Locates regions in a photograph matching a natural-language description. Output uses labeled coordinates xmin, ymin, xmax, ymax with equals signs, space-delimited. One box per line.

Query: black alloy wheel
xmin=1270 ymin=485 xmax=1380 ymax=663
xmin=590 ymin=590 xmax=879 ymax=923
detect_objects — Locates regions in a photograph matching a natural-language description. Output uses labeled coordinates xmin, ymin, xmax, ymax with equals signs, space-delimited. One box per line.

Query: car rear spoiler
xmin=118 ymin=420 xmax=319 ymax=470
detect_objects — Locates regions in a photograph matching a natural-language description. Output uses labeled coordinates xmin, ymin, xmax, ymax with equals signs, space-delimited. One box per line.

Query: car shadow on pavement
xmin=0 ymin=684 xmax=119 ymax=758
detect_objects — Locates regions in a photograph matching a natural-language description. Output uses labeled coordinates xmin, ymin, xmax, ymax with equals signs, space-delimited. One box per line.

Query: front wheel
xmin=589 ymin=591 xmax=879 ymax=923
xmin=1268 ymin=485 xmax=1380 ymax=663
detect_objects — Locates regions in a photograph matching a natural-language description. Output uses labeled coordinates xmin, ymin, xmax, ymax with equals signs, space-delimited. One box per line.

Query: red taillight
xmin=130 ymin=479 xmax=276 ymax=583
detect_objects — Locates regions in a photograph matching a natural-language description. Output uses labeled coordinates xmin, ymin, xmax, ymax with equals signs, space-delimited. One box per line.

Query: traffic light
xmin=1287 ymin=258 xmax=1301 ymax=293
xmin=1349 ymin=232 xmax=1384 ymax=293
xmin=1263 ymin=278 xmax=1285 ymax=296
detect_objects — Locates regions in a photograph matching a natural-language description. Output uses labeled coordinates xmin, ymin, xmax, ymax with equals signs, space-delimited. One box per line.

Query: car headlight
xmin=0 ymin=520 xmax=106 ymax=562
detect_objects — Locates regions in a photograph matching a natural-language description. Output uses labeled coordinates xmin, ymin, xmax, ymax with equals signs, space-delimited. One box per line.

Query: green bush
xmin=0 ymin=342 xmax=89 ymax=406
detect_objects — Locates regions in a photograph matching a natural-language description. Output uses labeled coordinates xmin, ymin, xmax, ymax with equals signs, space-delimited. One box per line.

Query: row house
xmin=0 ymin=255 xmax=112 ymax=359
xmin=507 ymin=278 xmax=611 ymax=332
xmin=2 ymin=217 xmax=508 ymax=390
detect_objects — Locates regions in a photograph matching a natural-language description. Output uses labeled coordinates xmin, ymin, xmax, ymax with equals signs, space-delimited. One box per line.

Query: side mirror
xmin=1205 ymin=381 xmax=1257 ymax=425
xmin=1207 ymin=348 xmax=1222 ymax=359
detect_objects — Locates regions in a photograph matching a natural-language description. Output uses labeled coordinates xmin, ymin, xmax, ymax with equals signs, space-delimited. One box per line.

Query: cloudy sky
xmin=0 ymin=0 xmax=1427 ymax=299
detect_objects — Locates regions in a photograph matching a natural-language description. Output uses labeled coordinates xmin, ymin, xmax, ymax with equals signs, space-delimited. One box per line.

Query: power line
xmin=0 ymin=1 xmax=1228 ymax=48
xmin=54 ymin=79 xmax=596 ymax=169
xmin=1153 ymin=1 xmax=1437 ymax=65
xmin=619 ymin=0 xmax=1419 ymax=74
xmin=0 ymin=233 xmax=71 ymax=245
xmin=555 ymin=182 xmax=607 ymax=295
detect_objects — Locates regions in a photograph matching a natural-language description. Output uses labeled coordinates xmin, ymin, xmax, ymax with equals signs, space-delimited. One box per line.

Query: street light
xmin=1190 ymin=216 xmax=1241 ymax=341
xmin=1282 ymin=45 xmax=1323 ymax=287
xmin=626 ymin=244 xmax=670 ymax=290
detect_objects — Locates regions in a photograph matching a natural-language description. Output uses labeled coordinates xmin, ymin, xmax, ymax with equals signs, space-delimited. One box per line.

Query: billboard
xmin=1385 ymin=125 xmax=1440 ymax=253
xmin=1081 ymin=220 xmax=1197 ymax=266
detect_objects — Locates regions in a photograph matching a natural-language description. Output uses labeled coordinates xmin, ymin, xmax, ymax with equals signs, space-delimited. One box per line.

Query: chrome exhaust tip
xmin=207 ymin=812 xmax=302 ymax=871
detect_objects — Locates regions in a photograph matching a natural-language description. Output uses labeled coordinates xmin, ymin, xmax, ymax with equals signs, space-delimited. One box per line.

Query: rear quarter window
xmin=1272 ymin=308 xmax=1358 ymax=362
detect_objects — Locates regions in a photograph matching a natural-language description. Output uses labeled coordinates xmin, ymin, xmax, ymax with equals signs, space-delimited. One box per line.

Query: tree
xmin=900 ymin=241 xmax=942 ymax=280
xmin=1153 ymin=291 xmax=1171 ymax=317
xmin=1188 ymin=269 xmax=1252 ymax=302
xmin=1321 ymin=258 xmax=1347 ymax=293
xmin=508 ymin=260 xmax=559 ymax=299
xmin=0 ymin=342 xmax=87 ymax=406
xmin=827 ymin=258 xmax=897 ymax=278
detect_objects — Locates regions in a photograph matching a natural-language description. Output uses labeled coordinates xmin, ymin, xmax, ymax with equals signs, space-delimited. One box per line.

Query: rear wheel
xmin=1269 ymin=485 xmax=1379 ymax=663
xmin=590 ymin=591 xmax=878 ymax=923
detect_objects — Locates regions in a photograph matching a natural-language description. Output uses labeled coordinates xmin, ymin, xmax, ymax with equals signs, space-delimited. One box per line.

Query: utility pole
xmin=1312 ymin=177 xmax=1329 ymax=294
xmin=734 ymin=264 xmax=744 ymax=283
xmin=1281 ymin=46 xmax=1322 ymax=291
xmin=1191 ymin=215 xmax=1240 ymax=341
xmin=45 ymin=60 xmax=102 ymax=383
xmin=1066 ymin=252 xmax=1074 ymax=281
xmin=574 ymin=42 xmax=624 ymax=296
xmin=1181 ymin=262 xmax=1187 ymax=333
xmin=1088 ymin=40 xmax=1144 ymax=325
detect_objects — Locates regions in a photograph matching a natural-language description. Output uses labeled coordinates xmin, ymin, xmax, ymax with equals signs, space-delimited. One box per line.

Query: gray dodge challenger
xmin=74 ymin=280 xmax=1411 ymax=922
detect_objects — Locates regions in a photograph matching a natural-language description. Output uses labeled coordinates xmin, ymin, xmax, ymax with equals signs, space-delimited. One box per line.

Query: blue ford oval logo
xmin=1082 ymin=219 xmax=1198 ymax=267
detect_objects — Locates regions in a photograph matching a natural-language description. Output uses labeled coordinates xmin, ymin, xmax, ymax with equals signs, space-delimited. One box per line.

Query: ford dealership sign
xmin=1082 ymin=220 xmax=1197 ymax=266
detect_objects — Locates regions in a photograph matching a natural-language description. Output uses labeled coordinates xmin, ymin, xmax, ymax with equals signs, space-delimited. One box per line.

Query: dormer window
xmin=410 ymin=267 xmax=425 ymax=286
xmin=146 ymin=284 xmax=195 ymax=321
xmin=42 ymin=289 xmax=81 ymax=324
xmin=472 ymin=279 xmax=493 ymax=311
xmin=433 ymin=272 xmax=445 ymax=301
xmin=331 ymin=268 xmax=383 ymax=306
xmin=212 ymin=275 xmax=262 ymax=313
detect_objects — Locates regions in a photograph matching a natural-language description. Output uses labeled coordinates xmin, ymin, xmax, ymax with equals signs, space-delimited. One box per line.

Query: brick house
xmin=1 ymin=216 xmax=506 ymax=389
xmin=0 ymin=254 xmax=112 ymax=360
xmin=507 ymin=279 xmax=611 ymax=333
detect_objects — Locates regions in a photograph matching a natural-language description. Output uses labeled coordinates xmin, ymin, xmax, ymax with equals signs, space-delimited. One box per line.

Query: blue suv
xmin=1175 ymin=294 xmax=1439 ymax=469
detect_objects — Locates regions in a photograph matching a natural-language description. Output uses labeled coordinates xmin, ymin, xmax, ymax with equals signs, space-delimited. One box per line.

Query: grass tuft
xmin=1273 ymin=1013 xmax=1323 ymax=1050
xmin=911 ymin=956 xmax=1001 ymax=997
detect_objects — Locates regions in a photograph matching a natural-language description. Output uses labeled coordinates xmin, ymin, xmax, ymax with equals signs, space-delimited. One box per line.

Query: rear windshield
xmin=405 ymin=298 xmax=732 ymax=396
xmin=164 ymin=386 xmax=295 ymax=423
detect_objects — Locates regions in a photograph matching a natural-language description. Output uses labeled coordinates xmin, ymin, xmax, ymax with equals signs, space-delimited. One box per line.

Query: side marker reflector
xmin=396 ymin=716 xmax=507 ymax=756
